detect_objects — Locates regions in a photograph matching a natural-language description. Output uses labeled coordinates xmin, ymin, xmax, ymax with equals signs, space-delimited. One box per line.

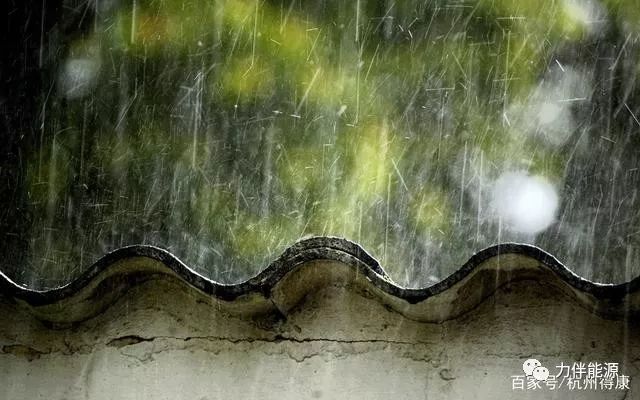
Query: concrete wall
xmin=0 ymin=243 xmax=638 ymax=399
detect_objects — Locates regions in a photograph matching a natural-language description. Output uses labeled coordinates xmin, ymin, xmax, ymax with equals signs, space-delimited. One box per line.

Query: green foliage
xmin=22 ymin=0 xmax=640 ymax=287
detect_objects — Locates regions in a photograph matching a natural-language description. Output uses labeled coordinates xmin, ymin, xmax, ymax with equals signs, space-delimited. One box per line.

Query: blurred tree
xmin=2 ymin=0 xmax=640 ymax=288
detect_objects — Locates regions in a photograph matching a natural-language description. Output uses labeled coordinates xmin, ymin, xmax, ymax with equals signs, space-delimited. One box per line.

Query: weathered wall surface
xmin=0 ymin=241 xmax=639 ymax=399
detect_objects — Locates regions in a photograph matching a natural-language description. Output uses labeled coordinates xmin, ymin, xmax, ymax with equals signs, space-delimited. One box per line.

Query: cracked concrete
xmin=1 ymin=260 xmax=639 ymax=399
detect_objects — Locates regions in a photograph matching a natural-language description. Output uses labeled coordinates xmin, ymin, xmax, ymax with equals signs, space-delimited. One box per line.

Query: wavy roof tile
xmin=1 ymin=237 xmax=639 ymax=323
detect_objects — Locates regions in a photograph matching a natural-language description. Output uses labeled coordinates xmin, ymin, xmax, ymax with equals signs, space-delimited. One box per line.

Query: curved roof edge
xmin=1 ymin=237 xmax=639 ymax=322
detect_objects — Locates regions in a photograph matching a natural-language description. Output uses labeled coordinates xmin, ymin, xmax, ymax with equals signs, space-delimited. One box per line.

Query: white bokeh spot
xmin=491 ymin=172 xmax=559 ymax=235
